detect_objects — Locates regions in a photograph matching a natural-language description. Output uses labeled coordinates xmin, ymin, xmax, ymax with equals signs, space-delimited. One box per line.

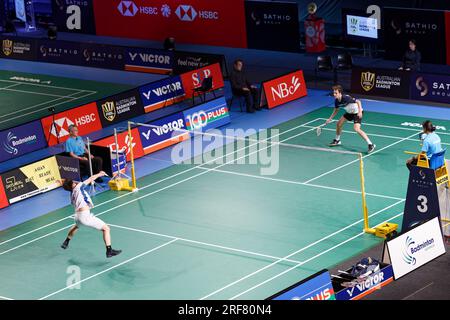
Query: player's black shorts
xmin=343 ymin=112 xmax=363 ymax=124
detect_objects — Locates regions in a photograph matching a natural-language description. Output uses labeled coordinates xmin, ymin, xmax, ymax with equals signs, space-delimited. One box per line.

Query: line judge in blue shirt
xmin=65 ymin=124 xmax=104 ymax=182
xmin=406 ymin=120 xmax=443 ymax=171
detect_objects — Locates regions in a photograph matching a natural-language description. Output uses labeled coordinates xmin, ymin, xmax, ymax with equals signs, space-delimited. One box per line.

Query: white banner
xmin=387 ymin=217 xmax=446 ymax=280
xmin=15 ymin=0 xmax=26 ymax=22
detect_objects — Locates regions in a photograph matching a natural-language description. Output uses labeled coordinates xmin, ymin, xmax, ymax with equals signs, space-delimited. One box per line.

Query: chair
xmin=314 ymin=55 xmax=333 ymax=87
xmin=192 ymin=77 xmax=215 ymax=105
xmin=228 ymin=88 xmax=245 ymax=112
xmin=404 ymin=149 xmax=449 ymax=188
xmin=334 ymin=52 xmax=353 ymax=84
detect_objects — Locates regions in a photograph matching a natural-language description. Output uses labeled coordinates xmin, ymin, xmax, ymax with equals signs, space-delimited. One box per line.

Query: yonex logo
xmin=175 ymin=5 xmax=197 ymax=21
xmin=117 ymin=1 xmax=138 ymax=17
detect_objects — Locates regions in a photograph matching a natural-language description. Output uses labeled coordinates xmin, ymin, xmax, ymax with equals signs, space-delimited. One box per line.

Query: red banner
xmin=41 ymin=103 xmax=102 ymax=146
xmin=0 ymin=176 xmax=9 ymax=209
xmin=262 ymin=70 xmax=307 ymax=109
xmin=93 ymin=128 xmax=144 ymax=162
xmin=180 ymin=63 xmax=225 ymax=98
xmin=93 ymin=0 xmax=247 ymax=48
xmin=446 ymin=11 xmax=450 ymax=66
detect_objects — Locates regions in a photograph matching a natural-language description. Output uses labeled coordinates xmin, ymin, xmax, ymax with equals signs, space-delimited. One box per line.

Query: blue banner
xmin=139 ymin=76 xmax=185 ymax=113
xmin=335 ymin=265 xmax=394 ymax=300
xmin=402 ymin=166 xmax=441 ymax=232
xmin=81 ymin=43 xmax=125 ymax=70
xmin=52 ymin=0 xmax=96 ymax=34
xmin=38 ymin=39 xmax=82 ymax=65
xmin=183 ymin=97 xmax=230 ymax=132
xmin=125 ymin=47 xmax=173 ymax=74
xmin=269 ymin=270 xmax=335 ymax=300
xmin=0 ymin=120 xmax=47 ymax=163
xmin=411 ymin=73 xmax=450 ymax=104
xmin=138 ymin=112 xmax=187 ymax=154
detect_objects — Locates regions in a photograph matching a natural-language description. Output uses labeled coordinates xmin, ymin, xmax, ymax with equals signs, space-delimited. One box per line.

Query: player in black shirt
xmin=325 ymin=85 xmax=376 ymax=153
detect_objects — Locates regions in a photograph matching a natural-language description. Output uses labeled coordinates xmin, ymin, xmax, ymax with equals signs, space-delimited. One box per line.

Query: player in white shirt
xmin=61 ymin=171 xmax=122 ymax=258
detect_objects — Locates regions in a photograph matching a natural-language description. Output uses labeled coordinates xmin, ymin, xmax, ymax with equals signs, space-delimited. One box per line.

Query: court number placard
xmin=417 ymin=195 xmax=428 ymax=213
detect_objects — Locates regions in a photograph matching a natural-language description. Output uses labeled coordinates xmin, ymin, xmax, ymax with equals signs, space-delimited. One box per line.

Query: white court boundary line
xmin=304 ymin=131 xmax=420 ymax=184
xmin=200 ymin=201 xmax=404 ymax=300
xmin=320 ymin=118 xmax=450 ymax=136
xmin=0 ymin=78 xmax=97 ymax=93
xmin=228 ymin=211 xmax=404 ymax=300
xmin=0 ymin=91 xmax=98 ymax=125
xmin=0 ymin=295 xmax=13 ymax=300
xmin=303 ymin=125 xmax=450 ymax=146
xmin=38 ymin=239 xmax=178 ymax=300
xmin=195 ymin=167 xmax=404 ymax=201
xmin=0 ymin=90 xmax=88 ymax=118
xmin=0 ymin=87 xmax=89 ymax=98
xmin=0 ymin=120 xmax=324 ymax=255
xmin=0 ymin=118 xmax=322 ymax=247
xmin=107 ymin=223 xmax=304 ymax=265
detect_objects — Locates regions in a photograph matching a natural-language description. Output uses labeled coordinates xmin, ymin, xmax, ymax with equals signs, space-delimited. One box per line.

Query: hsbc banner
xmin=0 ymin=120 xmax=47 ymax=163
xmin=261 ymin=70 xmax=307 ymax=109
xmin=38 ymin=39 xmax=83 ymax=65
xmin=351 ymin=67 xmax=411 ymax=99
xmin=41 ymin=102 xmax=102 ymax=146
xmin=93 ymin=0 xmax=247 ymax=48
xmin=139 ymin=76 xmax=185 ymax=113
xmin=410 ymin=73 xmax=450 ymax=105
xmin=0 ymin=176 xmax=9 ymax=209
xmin=172 ymin=51 xmax=227 ymax=76
xmin=52 ymin=0 xmax=96 ymax=34
xmin=138 ymin=112 xmax=189 ymax=155
xmin=93 ymin=127 xmax=144 ymax=162
xmin=1 ymin=156 xmax=62 ymax=204
xmin=183 ymin=97 xmax=230 ymax=131
xmin=0 ymin=36 xmax=37 ymax=61
xmin=124 ymin=47 xmax=173 ymax=74
xmin=180 ymin=63 xmax=225 ymax=98
xmin=96 ymin=89 xmax=144 ymax=127
xmin=384 ymin=8 xmax=447 ymax=64
xmin=245 ymin=1 xmax=300 ymax=52
xmin=81 ymin=43 xmax=125 ymax=70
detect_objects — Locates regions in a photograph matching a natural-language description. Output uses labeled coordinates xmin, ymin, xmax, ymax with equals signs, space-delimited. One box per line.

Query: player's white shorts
xmin=74 ymin=210 xmax=106 ymax=230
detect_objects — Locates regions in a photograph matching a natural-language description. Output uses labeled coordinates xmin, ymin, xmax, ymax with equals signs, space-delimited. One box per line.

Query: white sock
xmin=335 ymin=135 xmax=341 ymax=141
xmin=365 ymin=138 xmax=372 ymax=145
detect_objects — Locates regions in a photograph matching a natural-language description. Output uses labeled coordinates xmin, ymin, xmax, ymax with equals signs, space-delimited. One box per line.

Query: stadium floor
xmin=0 ymin=69 xmax=132 ymax=130
xmin=0 ymin=107 xmax=449 ymax=300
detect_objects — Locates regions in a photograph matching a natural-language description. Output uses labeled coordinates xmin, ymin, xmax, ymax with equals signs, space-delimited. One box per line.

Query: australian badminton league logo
xmin=361 ymin=71 xmax=375 ymax=92
xmin=2 ymin=39 xmax=13 ymax=56
xmin=101 ymin=101 xmax=117 ymax=122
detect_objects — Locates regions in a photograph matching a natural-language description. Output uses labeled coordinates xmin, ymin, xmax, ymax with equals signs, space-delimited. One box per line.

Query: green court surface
xmin=0 ymin=70 xmax=132 ymax=130
xmin=0 ymin=107 xmax=449 ymax=300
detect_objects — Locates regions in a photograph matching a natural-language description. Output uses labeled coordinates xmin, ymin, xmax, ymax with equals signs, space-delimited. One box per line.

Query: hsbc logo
xmin=117 ymin=1 xmax=138 ymax=16
xmin=50 ymin=114 xmax=97 ymax=138
xmin=271 ymin=75 xmax=301 ymax=100
xmin=175 ymin=5 xmax=218 ymax=22
xmin=176 ymin=5 xmax=197 ymax=21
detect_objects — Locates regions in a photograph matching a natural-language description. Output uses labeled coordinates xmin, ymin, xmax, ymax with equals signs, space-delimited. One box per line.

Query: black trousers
xmin=78 ymin=153 xmax=103 ymax=177
xmin=234 ymin=88 xmax=259 ymax=111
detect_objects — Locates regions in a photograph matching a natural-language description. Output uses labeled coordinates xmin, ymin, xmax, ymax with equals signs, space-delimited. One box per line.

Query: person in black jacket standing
xmin=399 ymin=39 xmax=421 ymax=71
xmin=230 ymin=59 xmax=261 ymax=113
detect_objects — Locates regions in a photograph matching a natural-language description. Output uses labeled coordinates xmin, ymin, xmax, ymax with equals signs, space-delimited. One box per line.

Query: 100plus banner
xmin=93 ymin=0 xmax=247 ymax=48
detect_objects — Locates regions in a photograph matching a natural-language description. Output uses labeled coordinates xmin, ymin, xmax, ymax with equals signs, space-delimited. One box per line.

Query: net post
xmin=359 ymin=153 xmax=373 ymax=233
xmin=128 ymin=121 xmax=137 ymax=191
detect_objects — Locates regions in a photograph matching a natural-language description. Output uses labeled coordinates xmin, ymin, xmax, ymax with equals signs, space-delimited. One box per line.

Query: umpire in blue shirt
xmin=65 ymin=125 xmax=104 ymax=182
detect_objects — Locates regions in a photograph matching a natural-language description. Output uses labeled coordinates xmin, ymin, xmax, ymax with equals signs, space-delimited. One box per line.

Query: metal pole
xmin=114 ymin=128 xmax=120 ymax=177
